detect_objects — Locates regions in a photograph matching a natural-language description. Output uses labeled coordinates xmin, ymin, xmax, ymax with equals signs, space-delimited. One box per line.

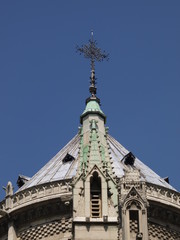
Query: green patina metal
xmin=80 ymin=100 xmax=106 ymax=124
xmin=79 ymin=127 xmax=85 ymax=172
xmin=87 ymin=119 xmax=100 ymax=164
xmin=100 ymin=145 xmax=105 ymax=163
xmin=79 ymin=100 xmax=111 ymax=176
xmin=82 ymin=145 xmax=89 ymax=170
xmin=80 ymin=116 xmax=109 ymax=173
xmin=90 ymin=120 xmax=98 ymax=142
xmin=83 ymin=100 xmax=103 ymax=114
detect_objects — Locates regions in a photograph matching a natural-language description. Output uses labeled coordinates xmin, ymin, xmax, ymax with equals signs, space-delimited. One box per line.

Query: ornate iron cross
xmin=76 ymin=31 xmax=109 ymax=99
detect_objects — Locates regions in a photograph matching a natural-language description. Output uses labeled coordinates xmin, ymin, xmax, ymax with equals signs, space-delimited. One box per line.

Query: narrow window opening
xmin=90 ymin=171 xmax=101 ymax=218
xmin=129 ymin=210 xmax=139 ymax=239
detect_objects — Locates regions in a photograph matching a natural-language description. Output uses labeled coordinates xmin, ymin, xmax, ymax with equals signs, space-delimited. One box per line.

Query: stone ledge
xmin=73 ymin=217 xmax=118 ymax=223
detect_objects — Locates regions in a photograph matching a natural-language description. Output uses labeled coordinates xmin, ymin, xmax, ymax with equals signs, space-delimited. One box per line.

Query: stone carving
xmin=136 ymin=232 xmax=143 ymax=240
xmin=10 ymin=180 xmax=72 ymax=211
xmin=148 ymin=222 xmax=180 ymax=240
xmin=3 ymin=182 xmax=13 ymax=197
xmin=122 ymin=186 xmax=146 ymax=209
xmin=146 ymin=183 xmax=180 ymax=209
xmin=18 ymin=218 xmax=72 ymax=240
xmin=130 ymin=219 xmax=138 ymax=233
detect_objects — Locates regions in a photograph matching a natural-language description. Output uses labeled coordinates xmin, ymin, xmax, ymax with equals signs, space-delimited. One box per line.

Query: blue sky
xmin=0 ymin=1 xmax=180 ymax=200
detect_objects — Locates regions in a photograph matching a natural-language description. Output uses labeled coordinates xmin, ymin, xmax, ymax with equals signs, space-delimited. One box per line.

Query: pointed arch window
xmin=90 ymin=171 xmax=102 ymax=218
xmin=127 ymin=201 xmax=142 ymax=240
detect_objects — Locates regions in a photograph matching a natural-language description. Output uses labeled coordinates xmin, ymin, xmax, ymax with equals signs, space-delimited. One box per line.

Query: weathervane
xmin=76 ymin=31 xmax=109 ymax=101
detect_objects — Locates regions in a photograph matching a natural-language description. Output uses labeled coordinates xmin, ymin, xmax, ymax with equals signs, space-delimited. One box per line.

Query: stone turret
xmin=73 ymin=98 xmax=118 ymax=240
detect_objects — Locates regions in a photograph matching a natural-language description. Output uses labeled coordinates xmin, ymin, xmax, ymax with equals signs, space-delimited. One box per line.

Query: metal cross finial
xmin=76 ymin=32 xmax=109 ymax=100
xmin=91 ymin=29 xmax=93 ymax=41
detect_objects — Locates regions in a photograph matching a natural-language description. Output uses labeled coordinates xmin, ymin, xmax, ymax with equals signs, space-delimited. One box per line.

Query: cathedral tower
xmin=0 ymin=35 xmax=180 ymax=240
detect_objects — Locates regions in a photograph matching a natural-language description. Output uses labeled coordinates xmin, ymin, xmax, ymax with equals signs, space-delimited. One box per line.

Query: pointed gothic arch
xmin=90 ymin=171 xmax=102 ymax=218
xmin=122 ymin=187 xmax=148 ymax=240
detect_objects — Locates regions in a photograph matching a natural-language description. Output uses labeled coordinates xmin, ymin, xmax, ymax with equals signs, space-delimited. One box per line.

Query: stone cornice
xmin=1 ymin=179 xmax=180 ymax=222
xmin=146 ymin=183 xmax=180 ymax=210
xmin=0 ymin=180 xmax=72 ymax=216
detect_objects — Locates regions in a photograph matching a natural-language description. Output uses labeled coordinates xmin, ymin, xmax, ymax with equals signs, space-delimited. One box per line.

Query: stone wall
xmin=74 ymin=224 xmax=118 ymax=240
xmin=1 ymin=179 xmax=180 ymax=240
xmin=0 ymin=235 xmax=8 ymax=240
xmin=148 ymin=222 xmax=180 ymax=240
xmin=18 ymin=217 xmax=72 ymax=240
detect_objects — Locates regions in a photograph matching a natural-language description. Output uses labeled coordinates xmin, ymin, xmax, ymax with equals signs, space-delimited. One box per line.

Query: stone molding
xmin=73 ymin=216 xmax=117 ymax=222
xmin=0 ymin=180 xmax=72 ymax=215
xmin=146 ymin=183 xmax=180 ymax=210
xmin=1 ymin=180 xmax=180 ymax=217
xmin=18 ymin=217 xmax=72 ymax=240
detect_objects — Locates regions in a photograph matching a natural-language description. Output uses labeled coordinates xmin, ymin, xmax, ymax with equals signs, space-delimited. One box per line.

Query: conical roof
xmin=18 ymin=132 xmax=175 ymax=192
xmin=17 ymin=36 xmax=176 ymax=193
xmin=17 ymin=134 xmax=80 ymax=191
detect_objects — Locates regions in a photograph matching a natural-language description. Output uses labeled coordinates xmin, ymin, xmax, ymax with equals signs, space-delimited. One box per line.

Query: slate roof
xmin=18 ymin=133 xmax=176 ymax=192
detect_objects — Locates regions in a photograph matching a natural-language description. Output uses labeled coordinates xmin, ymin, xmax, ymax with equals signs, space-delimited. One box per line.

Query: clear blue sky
xmin=0 ymin=1 xmax=180 ymax=200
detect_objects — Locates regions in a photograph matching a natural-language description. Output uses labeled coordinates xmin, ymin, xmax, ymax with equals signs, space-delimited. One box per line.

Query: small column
xmin=8 ymin=222 xmax=17 ymax=240
xmin=85 ymin=180 xmax=90 ymax=217
xmin=101 ymin=179 xmax=108 ymax=217
xmin=122 ymin=208 xmax=130 ymax=240
xmin=141 ymin=209 xmax=148 ymax=240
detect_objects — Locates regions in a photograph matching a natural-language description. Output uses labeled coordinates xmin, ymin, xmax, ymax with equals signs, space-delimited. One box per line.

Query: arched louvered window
xmin=90 ymin=171 xmax=101 ymax=218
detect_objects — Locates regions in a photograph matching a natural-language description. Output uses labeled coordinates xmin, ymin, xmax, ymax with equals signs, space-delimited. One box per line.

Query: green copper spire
xmin=75 ymin=34 xmax=117 ymax=195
